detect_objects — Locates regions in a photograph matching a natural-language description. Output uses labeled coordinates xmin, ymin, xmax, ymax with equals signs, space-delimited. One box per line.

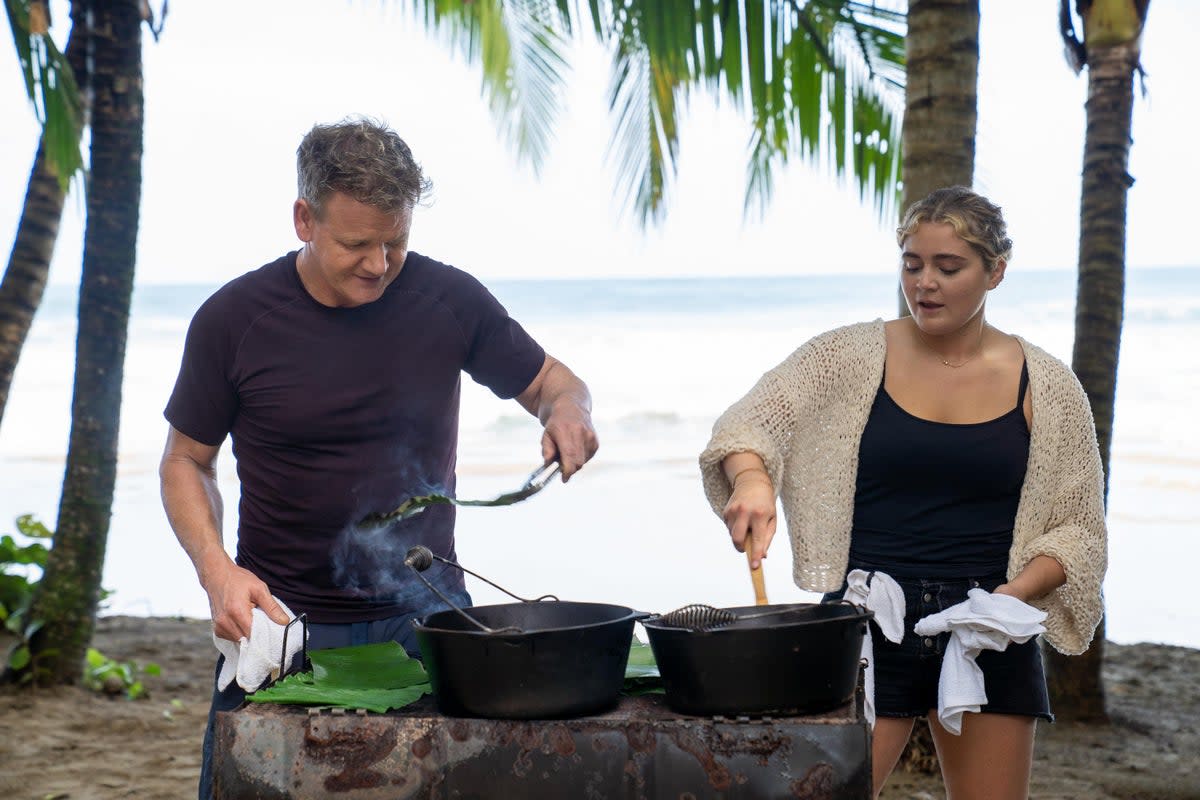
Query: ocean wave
xmin=615 ymin=411 xmax=684 ymax=428
xmin=482 ymin=414 xmax=539 ymax=433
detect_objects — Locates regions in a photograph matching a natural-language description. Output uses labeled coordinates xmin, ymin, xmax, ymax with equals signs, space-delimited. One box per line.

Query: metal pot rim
xmin=414 ymin=600 xmax=649 ymax=637
xmin=641 ymin=602 xmax=872 ymax=633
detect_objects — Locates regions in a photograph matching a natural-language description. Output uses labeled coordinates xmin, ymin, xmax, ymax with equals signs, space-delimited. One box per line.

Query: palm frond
xmin=587 ymin=0 xmax=902 ymax=225
xmin=5 ymin=0 xmax=84 ymax=191
xmin=407 ymin=0 xmax=570 ymax=172
xmin=596 ymin=0 xmax=701 ymax=227
xmin=737 ymin=0 xmax=902 ymax=221
xmin=407 ymin=0 xmax=905 ymax=225
xmin=605 ymin=37 xmax=683 ymax=227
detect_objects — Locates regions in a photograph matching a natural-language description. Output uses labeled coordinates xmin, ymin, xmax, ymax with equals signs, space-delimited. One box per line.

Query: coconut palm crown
xmin=410 ymin=0 xmax=905 ymax=226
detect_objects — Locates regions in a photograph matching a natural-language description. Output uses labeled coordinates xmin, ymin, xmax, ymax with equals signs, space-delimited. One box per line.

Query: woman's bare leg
xmin=928 ymin=712 xmax=1036 ymax=800
xmin=871 ymin=716 xmax=917 ymax=797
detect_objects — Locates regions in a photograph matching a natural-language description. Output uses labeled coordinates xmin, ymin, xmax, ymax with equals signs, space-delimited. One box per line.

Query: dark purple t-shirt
xmin=165 ymin=251 xmax=545 ymax=622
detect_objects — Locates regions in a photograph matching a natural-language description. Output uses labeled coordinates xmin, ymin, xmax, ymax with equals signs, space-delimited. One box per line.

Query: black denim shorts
xmin=825 ymin=573 xmax=1052 ymax=722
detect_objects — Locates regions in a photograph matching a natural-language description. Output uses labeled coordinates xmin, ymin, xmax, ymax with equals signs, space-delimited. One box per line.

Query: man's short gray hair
xmin=297 ymin=117 xmax=432 ymax=217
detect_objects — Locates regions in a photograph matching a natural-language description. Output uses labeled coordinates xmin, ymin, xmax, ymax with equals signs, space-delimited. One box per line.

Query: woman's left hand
xmin=992 ymin=556 xmax=1066 ymax=603
xmin=991 ymin=582 xmax=1025 ymax=601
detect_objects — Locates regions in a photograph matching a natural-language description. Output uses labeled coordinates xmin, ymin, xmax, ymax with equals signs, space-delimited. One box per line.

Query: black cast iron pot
xmin=414 ymin=601 xmax=644 ymax=719
xmin=642 ymin=601 xmax=872 ymax=716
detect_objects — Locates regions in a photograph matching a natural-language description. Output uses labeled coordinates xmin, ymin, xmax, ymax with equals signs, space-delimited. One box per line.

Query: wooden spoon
xmin=745 ymin=532 xmax=769 ymax=606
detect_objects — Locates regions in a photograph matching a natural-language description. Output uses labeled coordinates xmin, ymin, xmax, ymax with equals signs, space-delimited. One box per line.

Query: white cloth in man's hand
xmin=212 ymin=598 xmax=305 ymax=692
xmin=914 ymin=588 xmax=1047 ymax=735
xmin=843 ymin=569 xmax=906 ymax=726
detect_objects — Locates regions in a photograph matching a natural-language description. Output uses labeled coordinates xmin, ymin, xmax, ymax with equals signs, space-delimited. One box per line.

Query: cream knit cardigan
xmin=699 ymin=320 xmax=1107 ymax=655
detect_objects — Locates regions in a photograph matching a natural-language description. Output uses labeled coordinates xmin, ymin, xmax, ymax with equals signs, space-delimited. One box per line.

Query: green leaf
xmin=407 ymin=0 xmax=569 ymax=174
xmin=622 ymin=680 xmax=666 ymax=696
xmin=247 ymin=642 xmax=435 ymax=711
xmin=3 ymin=6 xmax=84 ymax=191
xmin=143 ymin=662 xmax=161 ymax=676
xmin=9 ymin=644 xmax=31 ymax=670
xmin=624 ymin=641 xmax=658 ymax=670
xmin=248 ymin=671 xmax=431 ymax=713
xmin=309 ymin=642 xmax=428 ymax=690
xmin=85 ymin=647 xmax=105 ymax=668
xmin=622 ymin=641 xmax=664 ymax=693
xmin=15 ymin=514 xmax=53 ymax=540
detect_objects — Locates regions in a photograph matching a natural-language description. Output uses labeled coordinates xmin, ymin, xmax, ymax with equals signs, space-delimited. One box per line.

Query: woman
xmin=699 ymin=186 xmax=1107 ymax=798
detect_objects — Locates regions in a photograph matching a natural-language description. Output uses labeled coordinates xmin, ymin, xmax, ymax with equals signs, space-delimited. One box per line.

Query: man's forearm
xmin=160 ymin=456 xmax=231 ymax=590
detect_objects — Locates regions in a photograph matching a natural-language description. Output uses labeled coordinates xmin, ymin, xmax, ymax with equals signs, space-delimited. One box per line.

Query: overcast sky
xmin=1 ymin=0 xmax=1196 ymax=286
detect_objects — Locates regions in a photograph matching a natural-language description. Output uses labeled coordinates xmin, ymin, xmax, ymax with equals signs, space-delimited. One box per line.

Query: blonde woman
xmin=700 ymin=186 xmax=1107 ymax=798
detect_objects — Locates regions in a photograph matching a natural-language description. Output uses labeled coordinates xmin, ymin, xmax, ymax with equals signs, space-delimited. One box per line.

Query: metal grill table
xmin=214 ymin=690 xmax=870 ymax=799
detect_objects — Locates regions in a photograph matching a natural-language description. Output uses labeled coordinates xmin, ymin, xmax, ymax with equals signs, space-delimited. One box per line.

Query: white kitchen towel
xmin=843 ymin=569 xmax=906 ymax=726
xmin=212 ymin=598 xmax=305 ymax=692
xmin=913 ymin=588 xmax=1047 ymax=735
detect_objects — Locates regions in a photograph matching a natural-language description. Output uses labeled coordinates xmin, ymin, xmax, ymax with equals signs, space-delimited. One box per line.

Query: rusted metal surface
xmin=214 ymin=693 xmax=870 ymax=799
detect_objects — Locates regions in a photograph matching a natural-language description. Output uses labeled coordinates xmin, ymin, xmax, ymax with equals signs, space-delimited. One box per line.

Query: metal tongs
xmin=358 ymin=461 xmax=562 ymax=528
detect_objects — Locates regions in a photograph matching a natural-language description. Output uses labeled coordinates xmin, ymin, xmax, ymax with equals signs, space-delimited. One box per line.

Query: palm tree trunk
xmin=1049 ymin=37 xmax=1140 ymax=725
xmin=901 ymin=0 xmax=979 ymax=204
xmin=0 ymin=22 xmax=85 ymax=430
xmin=898 ymin=0 xmax=979 ymax=315
xmin=28 ymin=0 xmax=143 ymax=685
xmin=0 ymin=144 xmax=65 ymax=430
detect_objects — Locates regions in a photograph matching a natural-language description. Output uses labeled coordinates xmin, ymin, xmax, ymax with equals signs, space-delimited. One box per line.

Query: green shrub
xmin=84 ymin=647 xmax=161 ymax=700
xmin=2 ymin=515 xmax=132 ymax=687
xmin=1 ymin=515 xmax=53 ymax=676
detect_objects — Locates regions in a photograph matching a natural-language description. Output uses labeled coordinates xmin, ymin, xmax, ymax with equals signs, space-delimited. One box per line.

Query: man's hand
xmin=517 ymin=355 xmax=599 ymax=481
xmin=205 ymin=561 xmax=291 ymax=643
xmin=540 ymin=397 xmax=599 ymax=480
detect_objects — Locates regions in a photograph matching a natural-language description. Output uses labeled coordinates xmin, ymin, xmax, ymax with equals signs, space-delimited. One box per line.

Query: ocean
xmin=2 ymin=266 xmax=1197 ymax=648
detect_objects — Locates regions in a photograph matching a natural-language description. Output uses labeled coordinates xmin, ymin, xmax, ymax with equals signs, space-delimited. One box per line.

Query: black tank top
xmin=848 ymin=362 xmax=1030 ymax=579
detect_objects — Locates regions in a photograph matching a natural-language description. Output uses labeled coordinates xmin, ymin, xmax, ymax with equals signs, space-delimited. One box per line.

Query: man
xmin=159 ymin=117 xmax=598 ymax=798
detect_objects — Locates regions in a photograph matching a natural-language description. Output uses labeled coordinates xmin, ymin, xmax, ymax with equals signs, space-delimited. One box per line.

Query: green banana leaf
xmin=623 ymin=641 xmax=665 ymax=695
xmin=249 ymin=638 xmax=665 ymax=712
xmin=309 ymin=641 xmax=426 ymax=689
xmin=248 ymin=672 xmax=430 ymax=714
xmin=247 ymin=641 xmax=432 ymax=712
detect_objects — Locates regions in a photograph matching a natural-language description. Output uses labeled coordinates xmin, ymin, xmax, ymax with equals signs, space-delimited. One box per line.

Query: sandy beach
xmin=0 ymin=615 xmax=1196 ymax=800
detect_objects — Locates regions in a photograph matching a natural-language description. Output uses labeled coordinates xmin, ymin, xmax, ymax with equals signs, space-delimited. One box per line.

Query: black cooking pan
xmin=642 ymin=601 xmax=872 ymax=716
xmin=403 ymin=545 xmax=645 ymax=719
xmin=414 ymin=601 xmax=643 ymax=719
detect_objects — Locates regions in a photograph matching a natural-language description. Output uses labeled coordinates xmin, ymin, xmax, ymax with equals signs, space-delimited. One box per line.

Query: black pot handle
xmin=405 ymin=545 xmax=559 ymax=604
xmin=403 ymin=547 xmax=522 ymax=634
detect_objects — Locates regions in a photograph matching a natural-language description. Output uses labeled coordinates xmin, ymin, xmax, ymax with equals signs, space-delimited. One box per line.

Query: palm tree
xmin=895 ymin=0 xmax=978 ymax=316
xmin=1050 ymin=0 xmax=1151 ymax=723
xmin=0 ymin=0 xmax=85 ymax=429
xmin=18 ymin=0 xmax=144 ymax=685
xmin=411 ymin=0 xmax=906 ymax=225
xmin=900 ymin=0 xmax=978 ymax=210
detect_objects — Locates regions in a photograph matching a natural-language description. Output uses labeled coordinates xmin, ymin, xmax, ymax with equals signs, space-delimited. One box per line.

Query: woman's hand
xmin=721 ymin=462 xmax=777 ymax=569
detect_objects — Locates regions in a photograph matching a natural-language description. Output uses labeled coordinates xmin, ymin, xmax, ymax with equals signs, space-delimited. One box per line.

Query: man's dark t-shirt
xmin=165 ymin=251 xmax=545 ymax=623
